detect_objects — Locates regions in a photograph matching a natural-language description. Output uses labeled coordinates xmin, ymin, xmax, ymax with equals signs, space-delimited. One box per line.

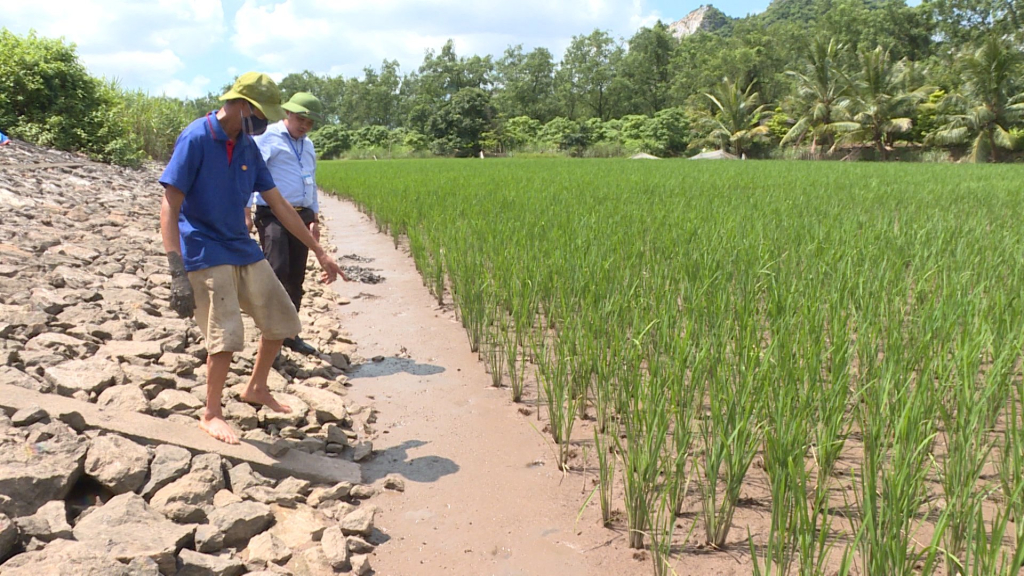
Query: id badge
xmin=302 ymin=173 xmax=315 ymax=187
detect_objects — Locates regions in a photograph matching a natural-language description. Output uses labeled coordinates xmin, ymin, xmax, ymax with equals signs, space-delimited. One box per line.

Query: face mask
xmin=241 ymin=103 xmax=269 ymax=136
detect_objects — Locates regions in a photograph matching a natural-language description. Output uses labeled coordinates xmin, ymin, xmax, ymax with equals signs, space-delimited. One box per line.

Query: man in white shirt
xmin=249 ymin=92 xmax=341 ymax=355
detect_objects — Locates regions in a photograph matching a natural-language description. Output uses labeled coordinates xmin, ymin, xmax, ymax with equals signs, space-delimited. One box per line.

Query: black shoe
xmin=283 ymin=336 xmax=318 ymax=356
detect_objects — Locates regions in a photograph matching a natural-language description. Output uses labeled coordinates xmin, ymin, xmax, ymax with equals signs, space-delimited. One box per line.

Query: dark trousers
xmin=254 ymin=206 xmax=316 ymax=313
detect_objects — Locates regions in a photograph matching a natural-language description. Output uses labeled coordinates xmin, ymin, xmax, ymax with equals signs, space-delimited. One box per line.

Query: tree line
xmin=2 ymin=0 xmax=1022 ymax=165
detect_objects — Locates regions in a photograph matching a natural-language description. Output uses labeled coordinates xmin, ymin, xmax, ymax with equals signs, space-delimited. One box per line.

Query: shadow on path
xmin=348 ymin=357 xmax=445 ymax=379
xmin=361 ymin=439 xmax=459 ymax=484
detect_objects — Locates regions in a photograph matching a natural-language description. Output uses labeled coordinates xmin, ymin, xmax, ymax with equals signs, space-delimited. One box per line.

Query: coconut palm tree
xmin=927 ymin=35 xmax=1024 ymax=162
xmin=781 ymin=38 xmax=850 ymax=152
xmin=830 ymin=46 xmax=933 ymax=159
xmin=702 ymin=77 xmax=771 ymax=157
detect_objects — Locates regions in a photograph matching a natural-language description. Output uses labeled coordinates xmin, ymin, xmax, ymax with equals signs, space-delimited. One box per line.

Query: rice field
xmin=319 ymin=158 xmax=1024 ymax=576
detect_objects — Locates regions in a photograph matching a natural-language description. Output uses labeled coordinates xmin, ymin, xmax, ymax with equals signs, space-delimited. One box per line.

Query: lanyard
xmin=286 ymin=135 xmax=304 ymax=171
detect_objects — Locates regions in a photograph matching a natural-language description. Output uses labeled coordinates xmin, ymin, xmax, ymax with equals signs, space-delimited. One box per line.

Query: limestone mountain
xmin=668 ymin=5 xmax=732 ymax=38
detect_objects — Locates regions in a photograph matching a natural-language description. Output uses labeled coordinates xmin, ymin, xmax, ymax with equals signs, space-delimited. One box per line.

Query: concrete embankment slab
xmin=0 ymin=384 xmax=360 ymax=485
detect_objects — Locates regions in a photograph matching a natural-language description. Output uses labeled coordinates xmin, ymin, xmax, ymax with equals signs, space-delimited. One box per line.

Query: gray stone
xmin=0 ymin=431 xmax=88 ymax=518
xmin=150 ymin=389 xmax=203 ymax=415
xmin=0 ymin=366 xmax=53 ymax=394
xmin=346 ymin=536 xmax=375 ymax=554
xmin=149 ymin=470 xmax=218 ymax=522
xmin=288 ymin=385 xmax=347 ymax=423
xmin=95 ymin=340 xmax=164 ymax=362
xmin=306 ymin=482 xmax=352 ymax=508
xmin=72 ymin=493 xmax=195 ymax=574
xmin=350 ymin=484 xmax=375 ymax=499
xmin=237 ymin=483 xmax=286 ymax=506
xmin=0 ymin=539 xmax=158 ymax=576
xmin=223 ymin=401 xmax=258 ymax=430
xmin=44 ymin=358 xmax=123 ymax=396
xmin=295 ymin=437 xmax=325 ymax=454
xmin=190 ymin=453 xmax=227 ymax=491
xmin=329 ymin=352 xmax=350 ymax=370
xmin=119 ymin=365 xmax=177 ymax=389
xmin=318 ymin=500 xmax=356 ymax=523
xmin=338 ymin=507 xmax=375 ymax=536
xmin=206 ymin=501 xmax=274 ymax=549
xmin=109 ymin=273 xmax=145 ymax=290
xmin=323 ymin=423 xmax=349 ymax=446
xmin=268 ymin=504 xmax=329 ymax=549
xmin=228 ymin=463 xmax=273 ymax=495
xmin=97 ymin=385 xmax=150 ymax=413
xmin=275 ymin=477 xmax=311 ymax=498
xmin=351 ymin=553 xmax=372 ymax=576
xmin=140 ymin=444 xmax=191 ymax=499
xmin=351 ymin=441 xmax=373 ymax=462
xmin=0 ymin=306 xmax=50 ymax=339
xmin=267 ymin=439 xmax=290 ymax=457
xmin=383 ymin=474 xmax=406 ymax=492
xmin=11 ymin=406 xmax=48 ymax=427
xmin=176 ymin=549 xmax=245 ymax=576
xmin=320 ymin=525 xmax=349 ymax=570
xmin=156 ymin=352 xmax=199 ymax=375
xmin=84 ymin=434 xmax=151 ymax=494
xmin=26 ymin=332 xmax=97 ymax=359
xmin=292 ymin=546 xmax=335 ymax=576
xmin=245 ymin=532 xmax=292 ymax=566
xmin=0 ymin=513 xmax=18 ymax=562
xmin=257 ymin=393 xmax=308 ymax=428
xmin=213 ymin=489 xmax=242 ymax=507
xmin=194 ymin=524 xmax=225 ymax=554
xmin=12 ymin=500 xmax=72 ymax=543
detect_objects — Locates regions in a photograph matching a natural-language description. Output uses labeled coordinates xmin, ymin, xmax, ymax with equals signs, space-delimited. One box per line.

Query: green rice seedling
xmin=485 ymin=319 xmax=506 ymax=389
xmin=593 ymin=425 xmax=617 ymax=527
xmin=613 ymin=320 xmax=671 ymax=550
xmin=667 ymin=337 xmax=702 ymax=517
xmin=649 ymin=474 xmax=683 ymax=576
xmin=999 ymin=371 xmax=1024 ymax=528
xmin=932 ymin=478 xmax=1023 ymax=576
xmin=850 ymin=319 xmax=941 ymax=576
xmin=536 ymin=329 xmax=582 ymax=470
xmin=501 ymin=326 xmax=526 ymax=402
xmin=752 ymin=357 xmax=809 ymax=575
xmin=934 ymin=320 xmax=1016 ymax=576
xmin=695 ymin=312 xmax=766 ymax=549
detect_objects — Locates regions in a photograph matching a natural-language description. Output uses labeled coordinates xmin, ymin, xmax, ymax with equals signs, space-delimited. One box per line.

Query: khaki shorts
xmin=188 ymin=260 xmax=302 ymax=354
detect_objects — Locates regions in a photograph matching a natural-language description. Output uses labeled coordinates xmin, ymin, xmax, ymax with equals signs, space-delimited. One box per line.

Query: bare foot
xmin=241 ymin=388 xmax=293 ymax=413
xmin=199 ymin=414 xmax=240 ymax=444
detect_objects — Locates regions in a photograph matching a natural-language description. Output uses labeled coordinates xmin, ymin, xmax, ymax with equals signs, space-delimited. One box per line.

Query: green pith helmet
xmin=282 ymin=92 xmax=325 ymax=123
xmin=219 ymin=72 xmax=286 ymax=122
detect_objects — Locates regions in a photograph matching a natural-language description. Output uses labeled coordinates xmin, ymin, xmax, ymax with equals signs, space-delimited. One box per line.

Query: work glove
xmin=167 ymin=252 xmax=195 ymax=318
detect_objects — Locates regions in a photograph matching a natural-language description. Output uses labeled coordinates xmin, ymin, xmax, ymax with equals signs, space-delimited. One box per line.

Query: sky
xmin=0 ymin=0 xmax=774 ymax=100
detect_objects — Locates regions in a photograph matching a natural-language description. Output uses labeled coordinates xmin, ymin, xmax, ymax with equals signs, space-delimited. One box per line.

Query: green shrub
xmin=0 ymin=29 xmax=144 ymax=166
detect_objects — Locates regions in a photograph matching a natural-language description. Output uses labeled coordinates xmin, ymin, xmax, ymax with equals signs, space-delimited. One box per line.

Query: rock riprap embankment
xmin=0 ymin=141 xmax=386 ymax=574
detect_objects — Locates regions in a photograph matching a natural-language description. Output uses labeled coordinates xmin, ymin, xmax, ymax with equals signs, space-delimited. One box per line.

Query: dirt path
xmin=319 ymin=195 xmax=649 ymax=576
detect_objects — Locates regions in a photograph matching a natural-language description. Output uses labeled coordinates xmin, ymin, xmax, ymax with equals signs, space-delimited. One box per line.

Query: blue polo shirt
xmin=160 ymin=113 xmax=276 ymax=272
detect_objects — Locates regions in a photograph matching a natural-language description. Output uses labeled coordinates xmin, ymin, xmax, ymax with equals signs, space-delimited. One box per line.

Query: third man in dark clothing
xmin=249 ymin=92 xmax=338 ymax=355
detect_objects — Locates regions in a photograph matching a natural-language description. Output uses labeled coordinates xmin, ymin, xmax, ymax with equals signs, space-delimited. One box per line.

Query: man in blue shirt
xmin=249 ymin=92 xmax=330 ymax=356
xmin=159 ymin=72 xmax=343 ymax=444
